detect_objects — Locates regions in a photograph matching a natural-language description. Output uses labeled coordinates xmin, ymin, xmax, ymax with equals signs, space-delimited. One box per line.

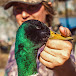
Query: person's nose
xmin=22 ymin=11 xmax=29 ymax=19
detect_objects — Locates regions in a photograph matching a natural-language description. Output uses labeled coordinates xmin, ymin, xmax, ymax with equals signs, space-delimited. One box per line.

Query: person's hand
xmin=39 ymin=26 xmax=72 ymax=68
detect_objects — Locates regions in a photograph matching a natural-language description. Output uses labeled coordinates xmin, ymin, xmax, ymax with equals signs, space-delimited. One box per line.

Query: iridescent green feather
xmin=15 ymin=22 xmax=41 ymax=76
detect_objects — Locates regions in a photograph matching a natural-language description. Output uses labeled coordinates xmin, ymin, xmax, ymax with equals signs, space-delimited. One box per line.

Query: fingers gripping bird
xmin=15 ymin=20 xmax=73 ymax=76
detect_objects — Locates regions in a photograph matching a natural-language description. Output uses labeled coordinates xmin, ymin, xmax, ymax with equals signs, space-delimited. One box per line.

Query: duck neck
xmin=15 ymin=39 xmax=39 ymax=76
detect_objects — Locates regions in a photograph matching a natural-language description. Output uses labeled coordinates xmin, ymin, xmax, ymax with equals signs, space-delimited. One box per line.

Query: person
xmin=4 ymin=0 xmax=76 ymax=76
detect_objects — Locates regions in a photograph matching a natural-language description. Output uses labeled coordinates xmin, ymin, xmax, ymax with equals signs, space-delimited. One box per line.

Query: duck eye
xmin=36 ymin=26 xmax=41 ymax=29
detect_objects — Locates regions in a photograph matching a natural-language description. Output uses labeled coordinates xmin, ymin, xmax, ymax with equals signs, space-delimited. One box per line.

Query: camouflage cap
xmin=4 ymin=0 xmax=51 ymax=9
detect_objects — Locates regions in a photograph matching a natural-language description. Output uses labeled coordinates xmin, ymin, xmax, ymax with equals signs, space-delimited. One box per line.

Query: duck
xmin=15 ymin=20 xmax=50 ymax=76
xmin=15 ymin=19 xmax=73 ymax=76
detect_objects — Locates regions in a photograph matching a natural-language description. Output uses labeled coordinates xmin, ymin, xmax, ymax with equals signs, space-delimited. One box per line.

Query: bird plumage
xmin=15 ymin=20 xmax=50 ymax=76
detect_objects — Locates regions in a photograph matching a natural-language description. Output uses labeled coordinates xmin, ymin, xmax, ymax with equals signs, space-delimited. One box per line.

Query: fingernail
xmin=64 ymin=29 xmax=67 ymax=36
xmin=64 ymin=29 xmax=67 ymax=33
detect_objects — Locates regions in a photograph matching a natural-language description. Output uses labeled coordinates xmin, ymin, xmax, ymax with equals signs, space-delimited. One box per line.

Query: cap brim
xmin=4 ymin=1 xmax=41 ymax=10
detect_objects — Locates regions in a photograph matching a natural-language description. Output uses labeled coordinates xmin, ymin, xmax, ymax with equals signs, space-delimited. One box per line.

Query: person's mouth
xmin=22 ymin=18 xmax=34 ymax=23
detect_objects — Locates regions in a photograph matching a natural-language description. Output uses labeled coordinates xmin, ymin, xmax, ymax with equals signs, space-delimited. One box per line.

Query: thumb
xmin=59 ymin=26 xmax=71 ymax=37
